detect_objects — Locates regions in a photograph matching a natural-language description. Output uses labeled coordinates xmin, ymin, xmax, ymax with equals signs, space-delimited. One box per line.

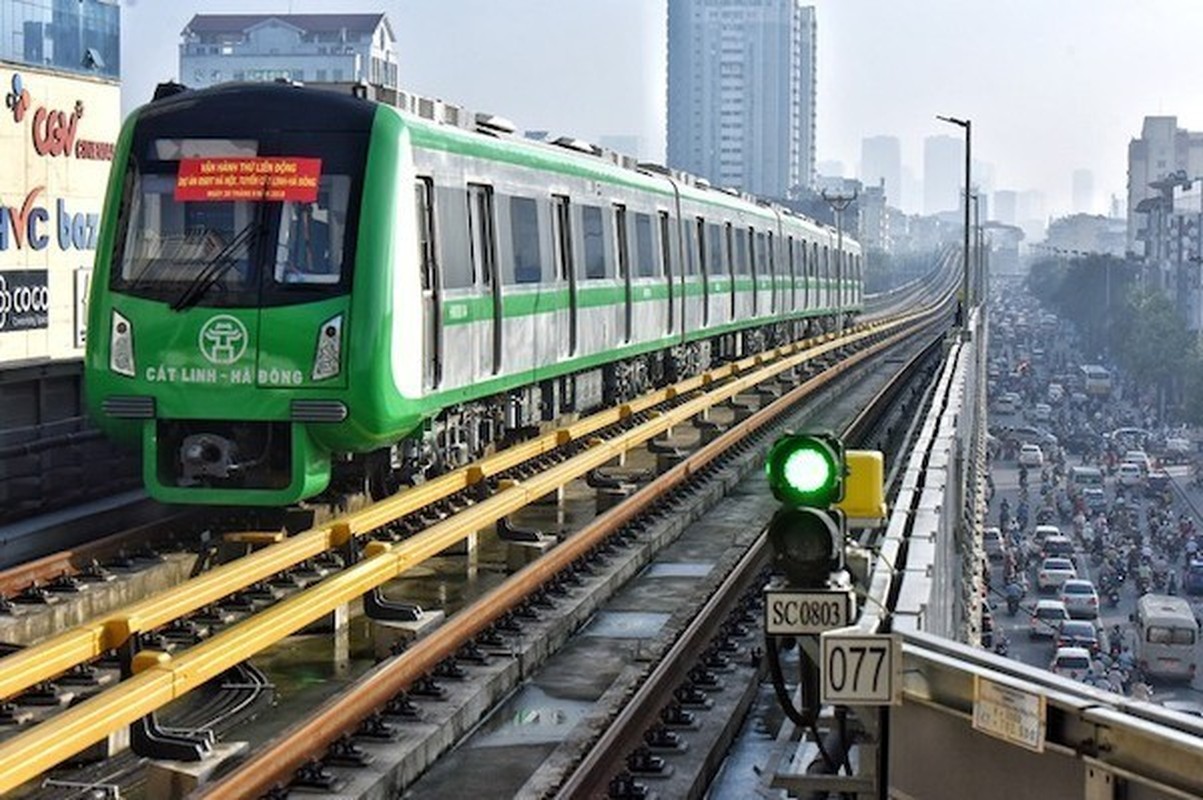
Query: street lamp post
xmin=937 ymin=114 xmax=971 ymax=325
xmin=821 ymin=189 xmax=857 ymax=332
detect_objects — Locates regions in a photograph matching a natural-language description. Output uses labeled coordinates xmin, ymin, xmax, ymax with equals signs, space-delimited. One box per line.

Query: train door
xmin=414 ymin=178 xmax=442 ymax=389
xmin=659 ymin=211 xmax=675 ymax=335
xmin=552 ymin=195 xmax=577 ymax=358
xmin=615 ymin=204 xmax=633 ymax=343
xmin=467 ymin=183 xmax=501 ymax=376
xmin=697 ymin=218 xmax=709 ymax=327
xmin=725 ymin=223 xmax=738 ymax=321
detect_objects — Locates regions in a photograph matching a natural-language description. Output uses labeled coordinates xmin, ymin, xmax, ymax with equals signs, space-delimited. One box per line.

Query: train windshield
xmin=110 ymin=132 xmax=365 ymax=308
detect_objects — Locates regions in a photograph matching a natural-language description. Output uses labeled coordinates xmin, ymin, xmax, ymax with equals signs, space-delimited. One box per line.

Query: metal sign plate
xmin=972 ymin=675 xmax=1046 ymax=752
xmin=819 ymin=630 xmax=902 ymax=705
xmin=764 ymin=589 xmax=855 ymax=635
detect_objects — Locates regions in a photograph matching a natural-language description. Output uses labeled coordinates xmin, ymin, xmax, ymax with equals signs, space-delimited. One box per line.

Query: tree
xmin=1112 ymin=288 xmax=1192 ymax=414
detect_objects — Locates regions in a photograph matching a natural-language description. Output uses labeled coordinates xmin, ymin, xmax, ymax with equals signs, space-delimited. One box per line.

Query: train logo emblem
xmin=198 ymin=315 xmax=248 ymax=365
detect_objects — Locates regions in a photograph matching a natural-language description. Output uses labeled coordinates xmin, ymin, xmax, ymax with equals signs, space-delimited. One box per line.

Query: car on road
xmin=1041 ymin=535 xmax=1075 ymax=560
xmin=1124 ymin=450 xmax=1153 ymax=474
xmin=1030 ymin=599 xmax=1071 ymax=638
xmin=1117 ymin=463 xmax=1144 ymax=487
xmin=1029 ymin=402 xmax=1052 ymax=423
xmin=1006 ymin=426 xmax=1058 ymax=447
xmin=1050 ymin=646 xmax=1093 ymax=681
xmin=1146 ymin=470 xmax=1172 ymax=498
xmin=1059 ymin=579 xmax=1100 ymax=619
xmin=1082 ymin=487 xmax=1107 ymax=514
xmin=1038 ymin=557 xmax=1078 ymax=591
xmin=1056 ymin=619 xmax=1102 ymax=655
xmin=983 ymin=527 xmax=1005 ymax=561
xmin=1019 ymin=443 xmax=1045 ymax=467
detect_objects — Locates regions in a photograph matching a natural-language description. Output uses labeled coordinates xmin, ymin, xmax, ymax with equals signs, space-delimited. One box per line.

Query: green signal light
xmin=782 ymin=448 xmax=834 ymax=494
xmin=766 ymin=433 xmax=844 ymax=506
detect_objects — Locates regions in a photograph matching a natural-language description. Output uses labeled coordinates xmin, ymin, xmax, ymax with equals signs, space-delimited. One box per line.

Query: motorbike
xmin=1006 ymin=596 xmax=1020 ymax=616
xmin=1106 ymin=587 xmax=1120 ymax=607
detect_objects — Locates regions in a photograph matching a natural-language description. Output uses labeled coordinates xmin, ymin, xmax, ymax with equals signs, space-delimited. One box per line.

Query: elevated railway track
xmin=0 ymin=267 xmax=956 ymax=795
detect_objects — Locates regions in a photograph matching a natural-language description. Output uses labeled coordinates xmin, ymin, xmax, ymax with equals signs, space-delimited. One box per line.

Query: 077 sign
xmin=819 ymin=630 xmax=902 ymax=706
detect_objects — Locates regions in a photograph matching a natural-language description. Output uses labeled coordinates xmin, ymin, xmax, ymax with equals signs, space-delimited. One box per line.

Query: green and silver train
xmin=84 ymin=83 xmax=863 ymax=506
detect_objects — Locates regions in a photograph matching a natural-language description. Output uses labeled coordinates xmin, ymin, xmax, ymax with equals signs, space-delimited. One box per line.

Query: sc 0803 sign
xmin=764 ymin=590 xmax=854 ymax=635
xmin=819 ymin=631 xmax=902 ymax=706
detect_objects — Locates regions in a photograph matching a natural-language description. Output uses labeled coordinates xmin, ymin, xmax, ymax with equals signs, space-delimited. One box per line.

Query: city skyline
xmin=119 ymin=0 xmax=1203 ymax=218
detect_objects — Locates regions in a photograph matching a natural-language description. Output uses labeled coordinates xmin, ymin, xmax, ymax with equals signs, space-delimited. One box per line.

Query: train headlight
xmin=110 ymin=310 xmax=135 ymax=377
xmin=312 ymin=315 xmax=343 ymax=381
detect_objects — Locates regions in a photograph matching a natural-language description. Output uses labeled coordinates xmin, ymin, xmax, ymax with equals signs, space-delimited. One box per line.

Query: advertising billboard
xmin=0 ymin=66 xmax=119 ymax=365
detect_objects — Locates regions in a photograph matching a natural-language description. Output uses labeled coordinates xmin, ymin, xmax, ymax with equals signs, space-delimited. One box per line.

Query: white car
xmin=1030 ymin=599 xmax=1070 ymax=638
xmin=1124 ymin=450 xmax=1152 ymax=474
xmin=1117 ymin=463 xmax=1143 ymax=487
xmin=1031 ymin=403 xmax=1052 ymax=423
xmin=1050 ymin=646 xmax=1093 ymax=681
xmin=1019 ymin=444 xmax=1044 ymax=467
xmin=983 ymin=526 xmax=1005 ymax=561
xmin=1038 ymin=557 xmax=1077 ymax=591
xmin=1059 ymin=579 xmax=1099 ymax=619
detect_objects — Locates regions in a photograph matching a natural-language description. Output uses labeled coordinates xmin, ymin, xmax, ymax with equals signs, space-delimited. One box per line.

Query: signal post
xmin=761 ymin=432 xmax=893 ymax=797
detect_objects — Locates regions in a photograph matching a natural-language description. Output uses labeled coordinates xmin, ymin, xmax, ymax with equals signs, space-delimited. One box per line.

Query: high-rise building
xmin=923 ymin=135 xmax=963 ymax=215
xmin=179 ymin=14 xmax=398 ymax=90
xmin=861 ymin=135 xmax=901 ymax=209
xmin=667 ymin=0 xmax=816 ymax=199
xmin=1126 ymin=116 xmax=1203 ymax=257
xmin=1072 ymin=169 xmax=1094 ymax=215
xmin=994 ymin=190 xmax=1017 ymax=225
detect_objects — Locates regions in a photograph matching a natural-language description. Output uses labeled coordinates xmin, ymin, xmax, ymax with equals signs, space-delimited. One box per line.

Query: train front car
xmin=85 ymin=84 xmax=410 ymax=505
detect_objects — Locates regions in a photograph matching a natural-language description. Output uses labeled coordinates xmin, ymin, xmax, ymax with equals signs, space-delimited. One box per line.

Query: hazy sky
xmin=121 ymin=0 xmax=1203 ymax=217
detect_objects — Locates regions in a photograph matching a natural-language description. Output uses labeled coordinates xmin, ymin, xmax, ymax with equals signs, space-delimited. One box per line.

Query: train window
xmin=414 ymin=178 xmax=437 ymax=292
xmin=755 ymin=231 xmax=767 ymax=276
xmin=581 ymin=205 xmax=607 ymax=280
xmin=439 ymin=187 xmax=473 ymax=289
xmin=634 ymin=213 xmax=656 ymax=278
xmin=508 ymin=196 xmax=542 ymax=284
xmin=681 ymin=216 xmax=697 ymax=276
xmin=552 ymin=195 xmax=573 ymax=282
xmin=614 ymin=205 xmax=630 ymax=279
xmin=466 ymin=183 xmax=496 ymax=287
xmin=766 ymin=232 xmax=775 ymax=275
xmin=273 ymin=175 xmax=351 ymax=285
xmin=694 ymin=218 xmax=706 ymax=276
xmin=658 ymin=211 xmax=673 ymax=278
xmin=733 ymin=227 xmax=750 ymax=276
xmin=706 ymin=223 xmax=724 ymax=276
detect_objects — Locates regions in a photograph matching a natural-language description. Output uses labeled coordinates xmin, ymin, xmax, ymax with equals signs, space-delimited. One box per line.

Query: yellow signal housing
xmin=836 ymin=450 xmax=887 ymax=527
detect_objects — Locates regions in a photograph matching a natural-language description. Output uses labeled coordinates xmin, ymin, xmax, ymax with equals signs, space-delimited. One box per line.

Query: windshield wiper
xmin=169 ymin=220 xmax=263 ymax=312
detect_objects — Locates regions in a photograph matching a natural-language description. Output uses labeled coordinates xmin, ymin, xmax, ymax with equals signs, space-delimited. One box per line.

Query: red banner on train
xmin=174 ymin=157 xmax=322 ymax=203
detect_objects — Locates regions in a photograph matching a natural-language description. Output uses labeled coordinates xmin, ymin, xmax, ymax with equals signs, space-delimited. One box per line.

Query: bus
xmin=1080 ymin=364 xmax=1112 ymax=397
xmin=1133 ymin=594 xmax=1199 ymax=681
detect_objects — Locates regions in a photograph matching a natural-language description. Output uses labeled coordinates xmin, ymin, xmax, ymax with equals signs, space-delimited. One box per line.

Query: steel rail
xmin=0 ymin=312 xmax=945 ymax=792
xmin=0 ymin=312 xmax=947 ymax=793
xmin=554 ymin=320 xmax=948 ymax=799
xmin=0 ymin=318 xmax=902 ymax=705
xmin=194 ymin=308 xmax=953 ymax=798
